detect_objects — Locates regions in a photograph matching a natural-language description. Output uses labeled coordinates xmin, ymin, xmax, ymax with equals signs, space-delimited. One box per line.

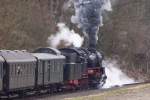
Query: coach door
xmin=9 ymin=63 xmax=35 ymax=90
xmin=43 ymin=60 xmax=51 ymax=85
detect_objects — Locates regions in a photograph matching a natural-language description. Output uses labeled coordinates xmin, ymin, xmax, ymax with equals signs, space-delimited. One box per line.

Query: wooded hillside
xmin=0 ymin=0 xmax=70 ymax=50
xmin=99 ymin=0 xmax=150 ymax=80
xmin=0 ymin=0 xmax=150 ymax=79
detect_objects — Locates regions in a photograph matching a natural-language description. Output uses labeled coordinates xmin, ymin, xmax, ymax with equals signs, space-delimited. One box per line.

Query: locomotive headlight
xmin=88 ymin=69 xmax=94 ymax=74
xmin=89 ymin=53 xmax=96 ymax=60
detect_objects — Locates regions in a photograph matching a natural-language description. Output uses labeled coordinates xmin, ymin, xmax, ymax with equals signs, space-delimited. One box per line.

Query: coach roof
xmin=32 ymin=53 xmax=65 ymax=60
xmin=34 ymin=47 xmax=61 ymax=55
xmin=0 ymin=50 xmax=36 ymax=63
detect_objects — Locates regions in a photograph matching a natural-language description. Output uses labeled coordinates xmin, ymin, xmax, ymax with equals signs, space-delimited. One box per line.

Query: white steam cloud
xmin=102 ymin=0 xmax=112 ymax=11
xmin=102 ymin=59 xmax=135 ymax=88
xmin=48 ymin=23 xmax=84 ymax=48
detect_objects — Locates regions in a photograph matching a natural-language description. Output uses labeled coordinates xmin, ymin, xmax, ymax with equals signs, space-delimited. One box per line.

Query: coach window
xmin=47 ymin=61 xmax=50 ymax=81
xmin=21 ymin=64 xmax=23 ymax=76
xmin=0 ymin=62 xmax=2 ymax=78
xmin=22 ymin=63 xmax=24 ymax=76
xmin=50 ymin=61 xmax=53 ymax=72
xmin=47 ymin=61 xmax=50 ymax=73
xmin=25 ymin=63 xmax=27 ymax=76
xmin=39 ymin=61 xmax=42 ymax=73
xmin=30 ymin=62 xmax=34 ymax=75
xmin=28 ymin=63 xmax=30 ymax=75
xmin=21 ymin=64 xmax=23 ymax=75
xmin=13 ymin=64 xmax=15 ymax=75
xmin=44 ymin=61 xmax=46 ymax=73
xmin=29 ymin=63 xmax=32 ymax=74
xmin=54 ymin=61 xmax=56 ymax=72
xmin=29 ymin=63 xmax=31 ymax=75
xmin=48 ymin=61 xmax=51 ymax=70
xmin=17 ymin=64 xmax=20 ymax=76
xmin=34 ymin=62 xmax=35 ymax=75
xmin=30 ymin=63 xmax=33 ymax=75
xmin=28 ymin=63 xmax=30 ymax=74
xmin=55 ymin=61 xmax=58 ymax=72
xmin=27 ymin=63 xmax=29 ymax=75
xmin=53 ymin=60 xmax=55 ymax=72
xmin=10 ymin=64 xmax=12 ymax=76
xmin=57 ymin=61 xmax=59 ymax=72
xmin=29 ymin=63 xmax=31 ymax=74
xmin=30 ymin=63 xmax=32 ymax=74
xmin=32 ymin=63 xmax=34 ymax=68
xmin=25 ymin=63 xmax=27 ymax=75
xmin=32 ymin=63 xmax=34 ymax=74
xmin=16 ymin=64 xmax=19 ymax=76
xmin=0 ymin=65 xmax=1 ymax=78
xmin=14 ymin=64 xmax=17 ymax=75
xmin=11 ymin=64 xmax=16 ymax=76
xmin=13 ymin=64 xmax=15 ymax=76
xmin=0 ymin=64 xmax=1 ymax=78
xmin=22 ymin=63 xmax=26 ymax=74
xmin=26 ymin=63 xmax=28 ymax=75
xmin=20 ymin=64 xmax=22 ymax=76
xmin=47 ymin=61 xmax=49 ymax=70
xmin=9 ymin=64 xmax=12 ymax=76
xmin=18 ymin=64 xmax=20 ymax=76
xmin=31 ymin=63 xmax=33 ymax=75
xmin=52 ymin=60 xmax=54 ymax=72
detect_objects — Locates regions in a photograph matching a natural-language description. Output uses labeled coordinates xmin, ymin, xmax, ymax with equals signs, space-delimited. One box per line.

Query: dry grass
xmin=64 ymin=83 xmax=150 ymax=100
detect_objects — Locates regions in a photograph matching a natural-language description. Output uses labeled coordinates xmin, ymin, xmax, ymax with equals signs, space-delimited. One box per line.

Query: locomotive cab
xmin=59 ymin=48 xmax=87 ymax=88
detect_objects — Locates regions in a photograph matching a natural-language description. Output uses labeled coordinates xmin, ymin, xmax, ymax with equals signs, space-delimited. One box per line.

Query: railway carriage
xmin=0 ymin=50 xmax=36 ymax=94
xmin=33 ymin=53 xmax=65 ymax=87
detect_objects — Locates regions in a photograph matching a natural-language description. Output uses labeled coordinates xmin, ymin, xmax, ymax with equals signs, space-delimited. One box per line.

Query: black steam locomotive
xmin=0 ymin=47 xmax=106 ymax=98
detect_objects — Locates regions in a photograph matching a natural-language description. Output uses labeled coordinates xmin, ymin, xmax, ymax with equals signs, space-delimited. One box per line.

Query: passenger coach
xmin=33 ymin=52 xmax=65 ymax=88
xmin=0 ymin=50 xmax=36 ymax=95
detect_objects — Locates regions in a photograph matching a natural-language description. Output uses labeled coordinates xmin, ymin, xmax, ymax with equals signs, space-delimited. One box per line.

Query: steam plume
xmin=71 ymin=0 xmax=112 ymax=48
xmin=48 ymin=23 xmax=84 ymax=48
xmin=102 ymin=59 xmax=135 ymax=88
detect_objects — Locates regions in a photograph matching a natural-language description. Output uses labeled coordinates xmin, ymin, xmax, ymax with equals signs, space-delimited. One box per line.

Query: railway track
xmin=7 ymin=81 xmax=149 ymax=100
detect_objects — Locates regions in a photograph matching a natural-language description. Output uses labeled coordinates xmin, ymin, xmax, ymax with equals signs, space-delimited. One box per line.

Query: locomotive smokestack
xmin=71 ymin=0 xmax=112 ymax=48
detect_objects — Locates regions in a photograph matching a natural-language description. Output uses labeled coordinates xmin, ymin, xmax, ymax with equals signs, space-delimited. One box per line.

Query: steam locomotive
xmin=0 ymin=47 xmax=106 ymax=98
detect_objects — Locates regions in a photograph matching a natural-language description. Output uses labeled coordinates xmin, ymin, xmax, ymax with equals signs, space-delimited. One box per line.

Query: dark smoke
xmin=71 ymin=0 xmax=112 ymax=48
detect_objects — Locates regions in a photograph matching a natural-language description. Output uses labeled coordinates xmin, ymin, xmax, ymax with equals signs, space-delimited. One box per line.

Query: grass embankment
xmin=64 ymin=83 xmax=150 ymax=100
